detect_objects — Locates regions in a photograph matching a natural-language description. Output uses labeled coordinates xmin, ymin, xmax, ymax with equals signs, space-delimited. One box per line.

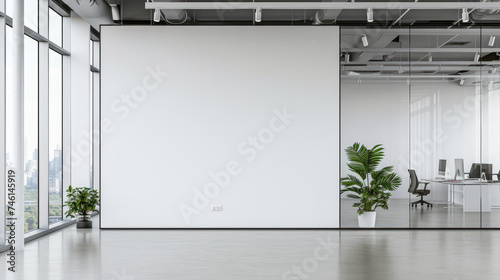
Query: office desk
xmin=429 ymin=179 xmax=499 ymax=212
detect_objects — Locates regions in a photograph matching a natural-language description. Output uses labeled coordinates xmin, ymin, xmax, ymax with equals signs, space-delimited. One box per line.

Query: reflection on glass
xmin=25 ymin=0 xmax=38 ymax=32
xmin=49 ymin=51 xmax=63 ymax=224
xmin=24 ymin=35 xmax=39 ymax=232
xmin=49 ymin=8 xmax=63 ymax=47
xmin=409 ymin=27 xmax=482 ymax=228
xmin=6 ymin=0 xmax=12 ymax=16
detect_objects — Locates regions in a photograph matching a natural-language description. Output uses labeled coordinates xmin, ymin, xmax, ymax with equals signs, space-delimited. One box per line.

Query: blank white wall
xmin=101 ymin=26 xmax=340 ymax=228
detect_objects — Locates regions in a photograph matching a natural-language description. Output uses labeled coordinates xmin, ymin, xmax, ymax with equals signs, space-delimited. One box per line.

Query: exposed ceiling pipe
xmin=149 ymin=0 xmax=189 ymax=24
xmin=312 ymin=0 xmax=348 ymax=25
xmin=471 ymin=0 xmax=500 ymax=20
xmin=389 ymin=0 xmax=418 ymax=27
xmin=63 ymin=0 xmax=115 ymax=29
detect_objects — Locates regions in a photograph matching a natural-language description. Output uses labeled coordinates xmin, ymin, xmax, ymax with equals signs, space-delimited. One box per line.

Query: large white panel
xmin=101 ymin=26 xmax=340 ymax=228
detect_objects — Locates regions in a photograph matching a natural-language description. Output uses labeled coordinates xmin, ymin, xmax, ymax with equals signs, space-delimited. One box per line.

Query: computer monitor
xmin=469 ymin=163 xmax=481 ymax=179
xmin=469 ymin=163 xmax=493 ymax=180
xmin=438 ymin=159 xmax=446 ymax=176
xmin=454 ymin=159 xmax=465 ymax=180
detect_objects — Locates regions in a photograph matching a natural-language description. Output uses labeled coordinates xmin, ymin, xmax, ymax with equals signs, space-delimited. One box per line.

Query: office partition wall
xmin=101 ymin=26 xmax=340 ymax=228
xmin=480 ymin=27 xmax=500 ymax=228
xmin=340 ymin=26 xmax=410 ymax=228
xmin=408 ymin=27 xmax=483 ymax=228
xmin=341 ymin=26 xmax=500 ymax=229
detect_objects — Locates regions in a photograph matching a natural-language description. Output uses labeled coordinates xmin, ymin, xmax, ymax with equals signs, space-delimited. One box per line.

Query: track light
xmin=492 ymin=67 xmax=497 ymax=74
xmin=474 ymin=53 xmax=480 ymax=63
xmin=428 ymin=54 xmax=432 ymax=62
xmin=462 ymin=8 xmax=469 ymax=23
xmin=361 ymin=34 xmax=369 ymax=47
xmin=154 ymin=8 xmax=161 ymax=22
xmin=255 ymin=8 xmax=262 ymax=22
xmin=489 ymin=35 xmax=496 ymax=47
xmin=345 ymin=53 xmax=350 ymax=63
xmin=367 ymin=8 xmax=374 ymax=23
xmin=398 ymin=66 xmax=404 ymax=74
xmin=459 ymin=79 xmax=465 ymax=86
xmin=110 ymin=4 xmax=120 ymax=21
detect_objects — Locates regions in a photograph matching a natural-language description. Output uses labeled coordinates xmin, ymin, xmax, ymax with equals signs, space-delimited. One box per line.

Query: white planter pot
xmin=358 ymin=211 xmax=376 ymax=228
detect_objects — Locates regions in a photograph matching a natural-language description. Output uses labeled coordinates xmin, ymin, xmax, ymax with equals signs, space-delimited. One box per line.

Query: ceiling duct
xmin=470 ymin=0 xmax=500 ymax=20
xmin=152 ymin=0 xmax=189 ymax=24
xmin=63 ymin=0 xmax=115 ymax=29
xmin=312 ymin=0 xmax=348 ymax=25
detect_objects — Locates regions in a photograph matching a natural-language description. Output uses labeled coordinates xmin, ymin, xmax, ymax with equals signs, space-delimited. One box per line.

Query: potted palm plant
xmin=340 ymin=143 xmax=402 ymax=227
xmin=64 ymin=185 xmax=100 ymax=228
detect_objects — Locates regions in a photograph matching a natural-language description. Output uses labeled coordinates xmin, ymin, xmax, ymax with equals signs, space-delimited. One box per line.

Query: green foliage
xmin=50 ymin=205 xmax=62 ymax=217
xmin=340 ymin=143 xmax=402 ymax=215
xmin=25 ymin=188 xmax=38 ymax=201
xmin=24 ymin=205 xmax=38 ymax=232
xmin=63 ymin=185 xmax=100 ymax=220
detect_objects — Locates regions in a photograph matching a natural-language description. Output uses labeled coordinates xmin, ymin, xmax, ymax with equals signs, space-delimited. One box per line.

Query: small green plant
xmin=64 ymin=185 xmax=100 ymax=220
xmin=340 ymin=143 xmax=402 ymax=215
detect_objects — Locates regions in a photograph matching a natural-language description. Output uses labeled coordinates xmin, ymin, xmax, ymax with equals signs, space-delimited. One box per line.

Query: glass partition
xmin=340 ymin=26 xmax=410 ymax=228
xmin=340 ymin=25 xmax=500 ymax=229
xmin=480 ymin=27 xmax=500 ymax=228
xmin=408 ymin=26 xmax=482 ymax=228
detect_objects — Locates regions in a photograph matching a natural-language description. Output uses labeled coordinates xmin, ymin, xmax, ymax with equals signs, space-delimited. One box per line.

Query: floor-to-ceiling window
xmin=48 ymin=7 xmax=64 ymax=225
xmin=3 ymin=0 xmax=71 ymax=236
xmin=23 ymin=35 xmax=40 ymax=233
xmin=49 ymin=50 xmax=63 ymax=224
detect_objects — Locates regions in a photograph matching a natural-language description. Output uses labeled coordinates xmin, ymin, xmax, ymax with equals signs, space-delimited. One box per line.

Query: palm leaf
xmin=340 ymin=143 xmax=402 ymax=214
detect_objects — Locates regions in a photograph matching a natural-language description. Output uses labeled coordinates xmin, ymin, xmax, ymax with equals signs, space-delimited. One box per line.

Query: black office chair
xmin=408 ymin=169 xmax=433 ymax=208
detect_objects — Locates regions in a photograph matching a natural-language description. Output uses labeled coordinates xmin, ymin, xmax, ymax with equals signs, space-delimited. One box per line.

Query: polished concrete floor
xmin=342 ymin=198 xmax=500 ymax=228
xmin=2 ymin=219 xmax=500 ymax=279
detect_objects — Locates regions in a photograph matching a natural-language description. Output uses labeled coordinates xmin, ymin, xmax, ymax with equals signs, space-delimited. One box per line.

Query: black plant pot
xmin=77 ymin=220 xmax=92 ymax=228
xmin=76 ymin=214 xmax=92 ymax=228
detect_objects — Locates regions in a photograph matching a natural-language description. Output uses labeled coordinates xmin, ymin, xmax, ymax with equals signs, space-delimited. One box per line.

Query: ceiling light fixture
xmin=474 ymin=52 xmax=480 ymax=63
xmin=489 ymin=35 xmax=496 ymax=47
xmin=154 ymin=8 xmax=161 ymax=22
xmin=255 ymin=8 xmax=262 ymax=22
xmin=367 ymin=8 xmax=374 ymax=22
xmin=361 ymin=34 xmax=369 ymax=47
xmin=428 ymin=54 xmax=432 ymax=62
xmin=492 ymin=67 xmax=497 ymax=74
xmin=459 ymin=79 xmax=465 ymax=86
xmin=462 ymin=8 xmax=469 ymax=23
xmin=345 ymin=53 xmax=350 ymax=63
xmin=398 ymin=66 xmax=404 ymax=74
